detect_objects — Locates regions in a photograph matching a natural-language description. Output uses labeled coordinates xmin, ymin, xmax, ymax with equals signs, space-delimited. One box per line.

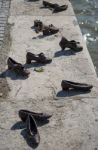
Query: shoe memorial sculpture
xmin=7 ymin=57 xmax=30 ymax=77
xmin=26 ymin=114 xmax=40 ymax=145
xmin=59 ymin=37 xmax=83 ymax=52
xmin=43 ymin=1 xmax=68 ymax=13
xmin=34 ymin=20 xmax=43 ymax=33
xmin=34 ymin=20 xmax=59 ymax=35
xmin=26 ymin=52 xmax=52 ymax=64
xmin=19 ymin=109 xmax=52 ymax=122
xmin=61 ymin=80 xmax=93 ymax=91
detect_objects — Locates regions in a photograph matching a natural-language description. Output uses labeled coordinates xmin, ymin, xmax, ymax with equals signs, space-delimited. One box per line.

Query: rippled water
xmin=71 ymin=0 xmax=98 ymax=76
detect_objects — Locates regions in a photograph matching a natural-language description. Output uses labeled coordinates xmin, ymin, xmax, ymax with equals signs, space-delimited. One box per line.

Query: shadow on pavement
xmin=24 ymin=62 xmax=45 ymax=69
xmin=11 ymin=119 xmax=49 ymax=130
xmin=56 ymin=89 xmax=91 ymax=97
xmin=0 ymin=69 xmax=28 ymax=80
xmin=11 ymin=121 xmax=26 ymax=130
xmin=54 ymin=49 xmax=75 ymax=57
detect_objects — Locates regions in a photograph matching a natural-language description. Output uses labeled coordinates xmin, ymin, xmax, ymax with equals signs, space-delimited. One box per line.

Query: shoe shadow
xmin=0 ymin=69 xmax=28 ymax=80
xmin=24 ymin=62 xmax=45 ymax=69
xmin=54 ymin=49 xmax=75 ymax=57
xmin=32 ymin=34 xmax=45 ymax=39
xmin=56 ymin=89 xmax=91 ymax=98
xmin=32 ymin=32 xmax=57 ymax=39
xmin=11 ymin=121 xmax=26 ymax=130
xmin=21 ymin=129 xmax=39 ymax=149
xmin=40 ymin=6 xmax=52 ymax=10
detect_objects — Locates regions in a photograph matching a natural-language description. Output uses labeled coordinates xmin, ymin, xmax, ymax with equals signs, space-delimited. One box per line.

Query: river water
xmin=71 ymin=0 xmax=98 ymax=76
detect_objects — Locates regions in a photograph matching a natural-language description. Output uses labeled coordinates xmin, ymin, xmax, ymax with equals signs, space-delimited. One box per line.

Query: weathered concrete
xmin=0 ymin=0 xmax=11 ymax=49
xmin=0 ymin=0 xmax=98 ymax=150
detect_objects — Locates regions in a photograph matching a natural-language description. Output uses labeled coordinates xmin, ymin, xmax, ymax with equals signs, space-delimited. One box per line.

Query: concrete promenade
xmin=0 ymin=0 xmax=98 ymax=150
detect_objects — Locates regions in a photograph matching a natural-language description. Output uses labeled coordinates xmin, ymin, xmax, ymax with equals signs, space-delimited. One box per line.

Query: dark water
xmin=71 ymin=0 xmax=98 ymax=76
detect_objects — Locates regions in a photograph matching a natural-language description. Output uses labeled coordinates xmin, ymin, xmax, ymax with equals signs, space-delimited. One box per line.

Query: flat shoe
xmin=43 ymin=1 xmax=58 ymax=9
xmin=53 ymin=5 xmax=68 ymax=13
xmin=61 ymin=80 xmax=93 ymax=91
xmin=26 ymin=114 xmax=40 ymax=145
xmin=19 ymin=109 xmax=52 ymax=122
xmin=34 ymin=20 xmax=43 ymax=33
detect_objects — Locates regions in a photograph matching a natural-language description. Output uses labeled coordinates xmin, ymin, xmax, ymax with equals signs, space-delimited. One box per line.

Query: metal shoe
xmin=53 ymin=5 xmax=68 ymax=13
xmin=34 ymin=20 xmax=43 ymax=33
xmin=26 ymin=52 xmax=52 ymax=64
xmin=34 ymin=20 xmax=59 ymax=35
xmin=26 ymin=114 xmax=40 ymax=145
xmin=19 ymin=109 xmax=52 ymax=122
xmin=43 ymin=1 xmax=58 ymax=8
xmin=7 ymin=57 xmax=30 ymax=77
xmin=43 ymin=24 xmax=59 ymax=36
xmin=61 ymin=80 xmax=93 ymax=91
xmin=43 ymin=1 xmax=68 ymax=13
xmin=59 ymin=37 xmax=83 ymax=51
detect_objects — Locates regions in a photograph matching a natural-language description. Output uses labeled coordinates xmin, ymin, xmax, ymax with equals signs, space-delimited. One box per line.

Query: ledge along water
xmin=0 ymin=0 xmax=98 ymax=150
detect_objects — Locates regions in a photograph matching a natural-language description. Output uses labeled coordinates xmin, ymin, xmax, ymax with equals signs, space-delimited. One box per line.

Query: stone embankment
xmin=0 ymin=0 xmax=98 ymax=150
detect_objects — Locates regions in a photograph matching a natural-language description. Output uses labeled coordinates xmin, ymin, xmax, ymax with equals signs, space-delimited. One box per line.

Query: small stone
xmin=34 ymin=67 xmax=44 ymax=72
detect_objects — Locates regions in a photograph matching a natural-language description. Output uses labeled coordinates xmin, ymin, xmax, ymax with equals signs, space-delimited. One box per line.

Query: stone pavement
xmin=0 ymin=0 xmax=10 ymax=49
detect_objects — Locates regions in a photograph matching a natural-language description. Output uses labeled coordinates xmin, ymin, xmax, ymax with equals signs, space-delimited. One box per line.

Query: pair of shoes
xmin=43 ymin=1 xmax=68 ymax=13
xmin=34 ymin=20 xmax=59 ymax=35
xmin=26 ymin=52 xmax=52 ymax=64
xmin=19 ymin=110 xmax=52 ymax=145
xmin=7 ymin=53 xmax=52 ymax=76
xmin=59 ymin=37 xmax=83 ymax=52
xmin=61 ymin=80 xmax=93 ymax=91
xmin=7 ymin=57 xmax=30 ymax=77
xmin=19 ymin=109 xmax=52 ymax=122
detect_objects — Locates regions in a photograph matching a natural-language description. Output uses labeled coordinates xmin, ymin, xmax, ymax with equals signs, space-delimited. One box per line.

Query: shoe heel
xmin=26 ymin=59 xmax=32 ymax=64
xmin=8 ymin=66 xmax=12 ymax=70
xmin=62 ymin=87 xmax=69 ymax=91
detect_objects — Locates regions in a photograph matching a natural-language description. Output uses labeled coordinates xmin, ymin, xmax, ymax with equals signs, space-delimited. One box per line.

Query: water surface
xmin=71 ymin=0 xmax=98 ymax=76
